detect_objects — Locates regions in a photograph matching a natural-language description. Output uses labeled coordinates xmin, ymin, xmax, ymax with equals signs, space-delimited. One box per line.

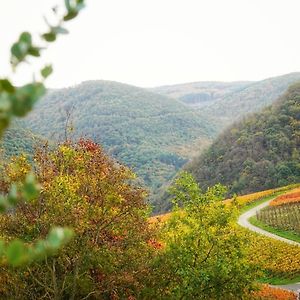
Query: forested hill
xmin=188 ymin=82 xmax=300 ymax=196
xmin=200 ymin=72 xmax=300 ymax=130
xmin=0 ymin=125 xmax=43 ymax=159
xmin=153 ymin=73 xmax=300 ymax=130
xmin=21 ymin=80 xmax=215 ymax=204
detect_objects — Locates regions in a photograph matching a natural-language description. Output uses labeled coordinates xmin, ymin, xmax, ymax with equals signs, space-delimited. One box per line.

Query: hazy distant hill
xmin=188 ymin=82 xmax=300 ymax=196
xmin=151 ymin=81 xmax=251 ymax=106
xmin=21 ymin=80 xmax=214 ymax=205
xmin=153 ymin=73 xmax=300 ymax=130
xmin=199 ymin=72 xmax=300 ymax=129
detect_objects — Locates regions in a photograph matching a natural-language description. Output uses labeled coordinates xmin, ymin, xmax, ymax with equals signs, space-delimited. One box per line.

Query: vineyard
xmin=241 ymin=187 xmax=300 ymax=282
xmin=247 ymin=230 xmax=300 ymax=281
xmin=150 ymin=184 xmax=300 ymax=299
xmin=270 ymin=189 xmax=300 ymax=206
xmin=257 ymin=203 xmax=300 ymax=235
xmin=224 ymin=184 xmax=300 ymax=207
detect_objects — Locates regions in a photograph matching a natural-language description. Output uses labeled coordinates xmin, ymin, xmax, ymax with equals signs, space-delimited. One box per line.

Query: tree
xmin=145 ymin=172 xmax=257 ymax=299
xmin=0 ymin=1 xmax=86 ymax=266
xmin=0 ymin=140 xmax=157 ymax=299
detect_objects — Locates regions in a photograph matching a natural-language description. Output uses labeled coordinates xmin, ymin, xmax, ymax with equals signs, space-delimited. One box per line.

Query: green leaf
xmin=28 ymin=47 xmax=41 ymax=57
xmin=42 ymin=32 xmax=57 ymax=42
xmin=7 ymin=240 xmax=28 ymax=266
xmin=8 ymin=184 xmax=18 ymax=205
xmin=0 ymin=195 xmax=9 ymax=213
xmin=22 ymin=173 xmax=40 ymax=201
xmin=11 ymin=82 xmax=46 ymax=117
xmin=64 ymin=10 xmax=78 ymax=21
xmin=11 ymin=43 xmax=24 ymax=61
xmin=0 ymin=79 xmax=15 ymax=93
xmin=19 ymin=32 xmax=32 ymax=45
xmin=47 ymin=227 xmax=73 ymax=250
xmin=64 ymin=0 xmax=71 ymax=11
xmin=0 ymin=94 xmax=11 ymax=112
xmin=41 ymin=65 xmax=53 ymax=79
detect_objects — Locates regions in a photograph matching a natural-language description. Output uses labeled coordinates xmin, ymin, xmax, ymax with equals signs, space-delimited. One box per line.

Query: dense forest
xmin=2 ymin=74 xmax=299 ymax=210
xmin=188 ymin=82 xmax=300 ymax=196
xmin=19 ymin=81 xmax=215 ymax=204
xmin=0 ymin=125 xmax=42 ymax=158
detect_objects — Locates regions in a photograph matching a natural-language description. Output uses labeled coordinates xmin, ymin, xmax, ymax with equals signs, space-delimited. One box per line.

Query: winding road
xmin=238 ymin=198 xmax=300 ymax=246
xmin=238 ymin=197 xmax=300 ymax=294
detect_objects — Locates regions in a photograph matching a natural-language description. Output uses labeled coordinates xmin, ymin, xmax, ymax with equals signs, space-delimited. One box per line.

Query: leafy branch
xmin=0 ymin=0 xmax=86 ymax=266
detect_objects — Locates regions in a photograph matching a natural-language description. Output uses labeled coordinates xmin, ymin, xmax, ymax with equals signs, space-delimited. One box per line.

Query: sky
xmin=1 ymin=0 xmax=300 ymax=88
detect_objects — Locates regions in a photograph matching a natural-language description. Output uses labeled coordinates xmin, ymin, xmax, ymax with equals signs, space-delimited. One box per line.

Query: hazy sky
xmin=1 ymin=0 xmax=300 ymax=88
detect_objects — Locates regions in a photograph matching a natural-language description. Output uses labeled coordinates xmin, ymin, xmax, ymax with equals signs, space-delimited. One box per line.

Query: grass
xmin=259 ymin=275 xmax=300 ymax=285
xmin=249 ymin=215 xmax=300 ymax=243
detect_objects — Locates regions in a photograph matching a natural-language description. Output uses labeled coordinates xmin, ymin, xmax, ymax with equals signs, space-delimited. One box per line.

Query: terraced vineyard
xmin=151 ymin=184 xmax=300 ymax=298
xmin=257 ymin=204 xmax=300 ymax=235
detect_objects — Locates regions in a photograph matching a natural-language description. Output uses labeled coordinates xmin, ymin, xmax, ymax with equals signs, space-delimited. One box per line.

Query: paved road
xmin=238 ymin=198 xmax=300 ymax=294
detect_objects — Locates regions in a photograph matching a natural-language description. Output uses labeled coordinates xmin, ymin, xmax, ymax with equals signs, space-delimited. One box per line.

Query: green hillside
xmin=188 ymin=82 xmax=300 ymax=196
xmin=0 ymin=125 xmax=42 ymax=159
xmin=21 ymin=80 xmax=215 ymax=204
xmin=154 ymin=73 xmax=300 ymax=131
xmin=199 ymin=73 xmax=300 ymax=130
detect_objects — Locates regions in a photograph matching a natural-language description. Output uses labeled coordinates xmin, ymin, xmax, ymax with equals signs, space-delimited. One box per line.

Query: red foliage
xmin=270 ymin=191 xmax=300 ymax=206
xmin=78 ymin=138 xmax=101 ymax=152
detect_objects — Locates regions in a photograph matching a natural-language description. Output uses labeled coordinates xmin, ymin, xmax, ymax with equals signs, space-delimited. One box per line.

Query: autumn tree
xmin=144 ymin=172 xmax=258 ymax=299
xmin=0 ymin=140 xmax=157 ymax=299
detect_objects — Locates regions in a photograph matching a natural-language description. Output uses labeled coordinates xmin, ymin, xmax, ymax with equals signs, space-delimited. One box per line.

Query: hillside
xmin=188 ymin=82 xmax=300 ymax=196
xmin=153 ymin=73 xmax=300 ymax=131
xmin=21 ymin=80 xmax=215 ymax=205
xmin=200 ymin=73 xmax=300 ymax=130
xmin=0 ymin=125 xmax=42 ymax=159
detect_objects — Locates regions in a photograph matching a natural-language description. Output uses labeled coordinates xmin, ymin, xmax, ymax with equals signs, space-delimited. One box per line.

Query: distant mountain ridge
xmin=153 ymin=73 xmax=300 ymax=130
xmin=151 ymin=81 xmax=252 ymax=106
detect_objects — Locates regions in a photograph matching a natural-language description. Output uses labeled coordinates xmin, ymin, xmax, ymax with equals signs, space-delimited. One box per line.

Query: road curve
xmin=238 ymin=198 xmax=300 ymax=246
xmin=238 ymin=197 xmax=300 ymax=294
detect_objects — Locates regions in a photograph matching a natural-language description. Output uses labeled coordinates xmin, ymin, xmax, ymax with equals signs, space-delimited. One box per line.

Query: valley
xmin=4 ymin=72 xmax=300 ymax=211
xmin=1 ymin=1 xmax=300 ymax=298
